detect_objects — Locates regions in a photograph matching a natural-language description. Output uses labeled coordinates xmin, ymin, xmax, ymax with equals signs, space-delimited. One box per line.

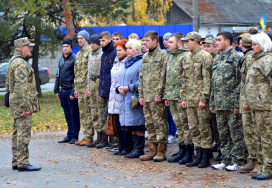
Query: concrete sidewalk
xmin=0 ymin=131 xmax=271 ymax=188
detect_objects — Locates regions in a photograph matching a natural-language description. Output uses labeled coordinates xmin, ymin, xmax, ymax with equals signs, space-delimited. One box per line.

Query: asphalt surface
xmin=0 ymin=131 xmax=271 ymax=188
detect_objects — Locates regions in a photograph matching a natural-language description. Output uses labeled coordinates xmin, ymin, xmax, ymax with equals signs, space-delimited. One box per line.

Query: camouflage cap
xmin=242 ymin=34 xmax=252 ymax=47
xmin=181 ymin=32 xmax=201 ymax=42
xmin=203 ymin=37 xmax=216 ymax=44
xmin=14 ymin=37 xmax=35 ymax=48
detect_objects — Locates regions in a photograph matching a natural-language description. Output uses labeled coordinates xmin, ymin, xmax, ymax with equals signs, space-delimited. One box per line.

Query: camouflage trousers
xmin=251 ymin=110 xmax=272 ymax=175
xmin=186 ymin=105 xmax=212 ymax=149
xmin=211 ymin=112 xmax=221 ymax=148
xmin=216 ymin=110 xmax=245 ymax=166
xmin=169 ymin=100 xmax=192 ymax=145
xmin=78 ymin=89 xmax=93 ymax=142
xmin=89 ymin=80 xmax=103 ymax=133
xmin=143 ymin=102 xmax=167 ymax=143
xmin=98 ymin=97 xmax=109 ymax=133
xmin=242 ymin=112 xmax=260 ymax=160
xmin=12 ymin=115 xmax=32 ymax=167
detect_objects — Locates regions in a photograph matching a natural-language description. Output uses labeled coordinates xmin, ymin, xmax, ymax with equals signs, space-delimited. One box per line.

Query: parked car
xmin=0 ymin=61 xmax=50 ymax=88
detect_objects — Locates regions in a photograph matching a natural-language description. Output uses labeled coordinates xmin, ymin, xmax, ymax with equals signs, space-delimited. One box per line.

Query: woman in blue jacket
xmin=117 ymin=39 xmax=145 ymax=158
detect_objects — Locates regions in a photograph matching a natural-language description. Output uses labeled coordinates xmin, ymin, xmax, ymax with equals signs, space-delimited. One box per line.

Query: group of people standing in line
xmin=7 ymin=25 xmax=271 ymax=180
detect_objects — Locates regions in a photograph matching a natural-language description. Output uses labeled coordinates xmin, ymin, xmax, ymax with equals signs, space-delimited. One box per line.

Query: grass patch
xmin=0 ymin=91 xmax=67 ymax=135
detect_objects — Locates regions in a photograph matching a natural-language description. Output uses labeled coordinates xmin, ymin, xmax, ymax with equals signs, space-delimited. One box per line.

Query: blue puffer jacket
xmin=99 ymin=40 xmax=117 ymax=97
xmin=117 ymin=54 xmax=145 ymax=126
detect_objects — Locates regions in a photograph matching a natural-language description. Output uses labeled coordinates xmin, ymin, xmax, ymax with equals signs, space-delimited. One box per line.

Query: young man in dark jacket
xmin=54 ymin=39 xmax=80 ymax=144
xmin=96 ymin=31 xmax=117 ymax=149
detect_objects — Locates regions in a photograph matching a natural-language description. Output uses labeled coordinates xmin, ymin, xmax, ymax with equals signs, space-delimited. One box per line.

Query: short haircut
xmin=129 ymin=33 xmax=139 ymax=40
xmin=232 ymin=39 xmax=237 ymax=45
xmin=99 ymin=31 xmax=111 ymax=39
xmin=125 ymin=39 xmax=142 ymax=54
xmin=217 ymin=31 xmax=233 ymax=45
xmin=169 ymin=32 xmax=184 ymax=42
xmin=249 ymin=28 xmax=258 ymax=34
xmin=112 ymin=32 xmax=123 ymax=39
xmin=251 ymin=32 xmax=272 ymax=53
xmin=113 ymin=40 xmax=128 ymax=51
xmin=144 ymin=31 xmax=159 ymax=43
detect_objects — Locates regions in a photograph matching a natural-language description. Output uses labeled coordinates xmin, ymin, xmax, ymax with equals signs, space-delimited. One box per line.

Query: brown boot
xmin=237 ymin=159 xmax=255 ymax=173
xmin=75 ymin=140 xmax=85 ymax=145
xmin=250 ymin=160 xmax=261 ymax=175
xmin=139 ymin=142 xmax=157 ymax=161
xmin=87 ymin=132 xmax=102 ymax=148
xmin=80 ymin=141 xmax=92 ymax=146
xmin=153 ymin=143 xmax=167 ymax=162
xmin=95 ymin=132 xmax=109 ymax=149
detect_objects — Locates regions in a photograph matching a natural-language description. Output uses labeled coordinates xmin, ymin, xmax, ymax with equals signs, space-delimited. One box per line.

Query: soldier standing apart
xmin=97 ymin=31 xmax=117 ymax=149
xmin=74 ymin=30 xmax=93 ymax=146
xmin=203 ymin=37 xmax=222 ymax=161
xmin=85 ymin=34 xmax=104 ymax=148
xmin=180 ymin=32 xmax=213 ymax=168
xmin=237 ymin=34 xmax=261 ymax=174
xmin=210 ymin=31 xmax=245 ymax=171
xmin=55 ymin=39 xmax=80 ymax=144
xmin=7 ymin=37 xmax=41 ymax=171
xmin=246 ymin=32 xmax=272 ymax=180
xmin=138 ymin=31 xmax=169 ymax=162
xmin=164 ymin=33 xmax=192 ymax=163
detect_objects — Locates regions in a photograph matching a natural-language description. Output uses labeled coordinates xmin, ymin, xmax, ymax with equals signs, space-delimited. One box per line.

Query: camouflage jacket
xmin=87 ymin=46 xmax=102 ymax=90
xmin=74 ymin=44 xmax=92 ymax=91
xmin=239 ymin=49 xmax=254 ymax=113
xmin=180 ymin=47 xmax=212 ymax=107
xmin=164 ymin=48 xmax=189 ymax=101
xmin=8 ymin=50 xmax=40 ymax=118
xmin=212 ymin=52 xmax=219 ymax=65
xmin=245 ymin=52 xmax=272 ymax=111
xmin=210 ymin=47 xmax=242 ymax=110
xmin=138 ymin=46 xmax=168 ymax=102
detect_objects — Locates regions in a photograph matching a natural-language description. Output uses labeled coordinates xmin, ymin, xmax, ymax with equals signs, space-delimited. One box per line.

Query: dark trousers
xmin=60 ymin=91 xmax=80 ymax=139
xmin=167 ymin=107 xmax=177 ymax=136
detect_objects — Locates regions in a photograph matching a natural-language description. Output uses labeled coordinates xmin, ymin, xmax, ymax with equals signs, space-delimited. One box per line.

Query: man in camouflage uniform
xmin=7 ymin=37 xmax=41 ymax=171
xmin=245 ymin=33 xmax=272 ymax=180
xmin=74 ymin=30 xmax=93 ymax=146
xmin=210 ymin=31 xmax=245 ymax=171
xmin=164 ymin=33 xmax=192 ymax=164
xmin=203 ymin=37 xmax=221 ymax=161
xmin=180 ymin=32 xmax=213 ymax=168
xmin=85 ymin=34 xmax=104 ymax=148
xmin=139 ymin=31 xmax=169 ymax=162
xmin=237 ymin=34 xmax=260 ymax=173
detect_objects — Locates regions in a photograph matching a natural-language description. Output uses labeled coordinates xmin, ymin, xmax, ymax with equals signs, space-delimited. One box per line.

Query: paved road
xmin=0 ymin=131 xmax=271 ymax=188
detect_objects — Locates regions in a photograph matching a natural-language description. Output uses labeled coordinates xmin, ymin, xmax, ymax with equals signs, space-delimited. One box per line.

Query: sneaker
xmin=211 ymin=162 xmax=226 ymax=170
xmin=225 ymin=163 xmax=241 ymax=171
xmin=109 ymin=146 xmax=119 ymax=152
xmin=102 ymin=146 xmax=111 ymax=150
xmin=168 ymin=135 xmax=177 ymax=144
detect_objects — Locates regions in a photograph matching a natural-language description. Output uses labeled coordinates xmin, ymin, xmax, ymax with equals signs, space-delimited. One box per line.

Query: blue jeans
xmin=167 ymin=107 xmax=177 ymax=136
xmin=60 ymin=91 xmax=80 ymax=139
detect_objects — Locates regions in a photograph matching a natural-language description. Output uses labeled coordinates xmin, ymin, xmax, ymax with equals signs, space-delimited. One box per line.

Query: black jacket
xmin=99 ymin=40 xmax=117 ymax=97
xmin=54 ymin=52 xmax=76 ymax=96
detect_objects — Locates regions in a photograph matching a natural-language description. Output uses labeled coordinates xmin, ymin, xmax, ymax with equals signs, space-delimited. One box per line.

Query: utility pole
xmin=193 ymin=0 xmax=199 ymax=32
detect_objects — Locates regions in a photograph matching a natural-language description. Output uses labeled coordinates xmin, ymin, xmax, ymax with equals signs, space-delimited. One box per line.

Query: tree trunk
xmin=63 ymin=0 xmax=75 ymax=40
xmin=32 ymin=16 xmax=42 ymax=97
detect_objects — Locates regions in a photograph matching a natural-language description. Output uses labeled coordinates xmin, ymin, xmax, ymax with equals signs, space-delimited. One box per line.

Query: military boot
xmin=168 ymin=144 xmax=185 ymax=163
xmin=250 ymin=160 xmax=261 ymax=175
xmin=186 ymin=148 xmax=203 ymax=167
xmin=153 ymin=143 xmax=167 ymax=162
xmin=95 ymin=132 xmax=109 ymax=149
xmin=87 ymin=132 xmax=102 ymax=148
xmin=237 ymin=159 xmax=255 ymax=173
xmin=139 ymin=142 xmax=157 ymax=161
xmin=198 ymin=149 xmax=211 ymax=168
xmin=179 ymin=144 xmax=194 ymax=165
xmin=124 ymin=134 xmax=137 ymax=157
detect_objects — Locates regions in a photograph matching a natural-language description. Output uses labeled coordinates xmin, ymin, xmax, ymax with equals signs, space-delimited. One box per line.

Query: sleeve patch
xmin=18 ymin=69 xmax=27 ymax=80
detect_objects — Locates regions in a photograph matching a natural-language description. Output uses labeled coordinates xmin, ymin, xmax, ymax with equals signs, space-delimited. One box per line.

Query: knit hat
xmin=242 ymin=34 xmax=252 ymax=47
xmin=90 ymin=34 xmax=100 ymax=45
xmin=78 ymin=30 xmax=89 ymax=42
xmin=62 ymin=39 xmax=73 ymax=49
xmin=163 ymin=32 xmax=172 ymax=40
